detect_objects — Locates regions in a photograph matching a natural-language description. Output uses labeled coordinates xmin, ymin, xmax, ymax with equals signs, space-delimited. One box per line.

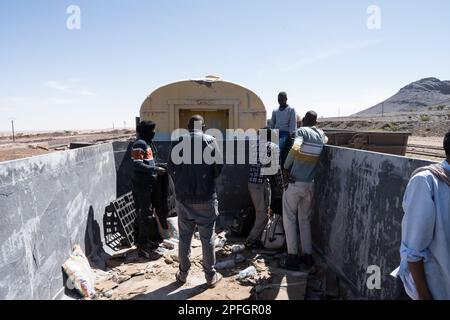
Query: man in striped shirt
xmin=279 ymin=111 xmax=328 ymax=272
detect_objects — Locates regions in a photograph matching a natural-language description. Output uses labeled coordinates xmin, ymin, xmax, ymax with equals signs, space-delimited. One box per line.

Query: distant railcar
xmin=323 ymin=129 xmax=411 ymax=156
xmin=139 ymin=76 xmax=267 ymax=139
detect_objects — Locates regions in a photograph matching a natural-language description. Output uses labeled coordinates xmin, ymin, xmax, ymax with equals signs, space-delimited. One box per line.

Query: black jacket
xmin=131 ymin=138 xmax=159 ymax=185
xmin=168 ymin=130 xmax=223 ymax=203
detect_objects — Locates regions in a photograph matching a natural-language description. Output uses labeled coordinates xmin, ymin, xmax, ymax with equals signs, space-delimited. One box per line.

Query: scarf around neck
xmin=411 ymin=162 xmax=450 ymax=186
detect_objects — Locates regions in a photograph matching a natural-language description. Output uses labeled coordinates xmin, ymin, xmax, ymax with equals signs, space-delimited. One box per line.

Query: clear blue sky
xmin=1 ymin=0 xmax=449 ymax=132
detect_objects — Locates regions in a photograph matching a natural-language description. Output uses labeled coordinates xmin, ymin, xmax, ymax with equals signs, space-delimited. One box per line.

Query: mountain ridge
xmin=356 ymin=77 xmax=450 ymax=115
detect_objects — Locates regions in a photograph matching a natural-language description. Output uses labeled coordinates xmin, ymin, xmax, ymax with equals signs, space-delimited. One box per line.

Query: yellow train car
xmin=140 ymin=76 xmax=266 ymax=138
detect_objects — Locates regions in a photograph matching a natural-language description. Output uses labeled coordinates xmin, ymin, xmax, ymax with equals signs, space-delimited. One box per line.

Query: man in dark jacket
xmin=131 ymin=120 xmax=165 ymax=259
xmin=168 ymin=115 xmax=224 ymax=288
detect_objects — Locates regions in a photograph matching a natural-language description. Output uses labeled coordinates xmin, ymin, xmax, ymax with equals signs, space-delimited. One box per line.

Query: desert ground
xmin=0 ymin=129 xmax=135 ymax=162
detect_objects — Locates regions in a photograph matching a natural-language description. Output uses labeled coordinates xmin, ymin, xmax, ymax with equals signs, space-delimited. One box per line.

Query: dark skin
xmin=408 ymin=261 xmax=433 ymax=300
xmin=278 ymin=94 xmax=288 ymax=108
xmin=188 ymin=115 xmax=206 ymax=132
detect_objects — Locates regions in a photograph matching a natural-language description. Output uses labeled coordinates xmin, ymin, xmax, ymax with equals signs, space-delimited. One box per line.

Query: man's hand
xmin=156 ymin=167 xmax=166 ymax=175
xmin=282 ymin=169 xmax=295 ymax=185
xmin=419 ymin=291 xmax=433 ymax=300
xmin=408 ymin=260 xmax=433 ymax=300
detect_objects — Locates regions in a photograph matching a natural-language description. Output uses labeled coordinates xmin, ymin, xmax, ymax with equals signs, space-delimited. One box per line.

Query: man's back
xmin=284 ymin=126 xmax=327 ymax=182
xmin=168 ymin=130 xmax=223 ymax=203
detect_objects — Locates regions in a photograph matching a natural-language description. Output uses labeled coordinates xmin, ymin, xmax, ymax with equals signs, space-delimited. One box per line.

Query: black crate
xmin=107 ymin=192 xmax=137 ymax=247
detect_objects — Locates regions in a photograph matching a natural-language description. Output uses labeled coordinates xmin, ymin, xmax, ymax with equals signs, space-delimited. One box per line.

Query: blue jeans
xmin=279 ymin=131 xmax=293 ymax=167
xmin=176 ymin=199 xmax=219 ymax=281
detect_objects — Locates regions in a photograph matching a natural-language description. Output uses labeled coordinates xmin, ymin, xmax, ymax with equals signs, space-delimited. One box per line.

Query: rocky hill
xmin=356 ymin=77 xmax=450 ymax=115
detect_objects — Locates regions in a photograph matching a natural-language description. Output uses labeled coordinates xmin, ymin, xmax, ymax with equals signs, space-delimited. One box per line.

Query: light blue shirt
xmin=270 ymin=106 xmax=297 ymax=134
xmin=398 ymin=160 xmax=450 ymax=300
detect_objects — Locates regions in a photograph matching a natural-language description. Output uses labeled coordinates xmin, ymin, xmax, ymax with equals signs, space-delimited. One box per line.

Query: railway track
xmin=407 ymin=144 xmax=445 ymax=158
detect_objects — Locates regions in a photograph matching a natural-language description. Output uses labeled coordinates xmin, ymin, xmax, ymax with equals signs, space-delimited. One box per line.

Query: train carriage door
xmin=179 ymin=108 xmax=230 ymax=133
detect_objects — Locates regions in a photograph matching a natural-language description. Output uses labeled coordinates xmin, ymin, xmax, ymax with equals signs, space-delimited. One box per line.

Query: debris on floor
xmin=87 ymin=231 xmax=344 ymax=300
xmin=215 ymin=254 xmax=245 ymax=270
xmin=94 ymin=279 xmax=118 ymax=293
xmin=237 ymin=266 xmax=257 ymax=280
xmin=62 ymin=244 xmax=96 ymax=298
xmin=251 ymin=269 xmax=308 ymax=300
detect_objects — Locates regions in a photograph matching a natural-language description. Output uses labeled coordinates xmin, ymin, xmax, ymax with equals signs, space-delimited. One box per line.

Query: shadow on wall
xmin=115 ymin=141 xmax=133 ymax=197
xmin=85 ymin=206 xmax=103 ymax=260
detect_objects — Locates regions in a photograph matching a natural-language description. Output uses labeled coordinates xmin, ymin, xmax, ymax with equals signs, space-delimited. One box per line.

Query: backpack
xmin=230 ymin=207 xmax=255 ymax=238
xmin=260 ymin=213 xmax=286 ymax=250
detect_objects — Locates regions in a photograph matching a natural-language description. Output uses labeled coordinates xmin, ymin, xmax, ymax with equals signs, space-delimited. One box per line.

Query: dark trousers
xmin=279 ymin=131 xmax=294 ymax=168
xmin=151 ymin=172 xmax=169 ymax=230
xmin=269 ymin=175 xmax=283 ymax=215
xmin=132 ymin=181 xmax=153 ymax=247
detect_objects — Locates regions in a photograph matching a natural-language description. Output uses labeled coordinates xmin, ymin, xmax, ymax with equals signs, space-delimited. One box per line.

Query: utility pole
xmin=381 ymin=102 xmax=384 ymax=117
xmin=11 ymin=119 xmax=15 ymax=143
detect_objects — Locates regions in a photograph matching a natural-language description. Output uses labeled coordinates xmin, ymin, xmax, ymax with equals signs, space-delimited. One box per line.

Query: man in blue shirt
xmin=270 ymin=92 xmax=297 ymax=167
xmin=398 ymin=130 xmax=450 ymax=300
